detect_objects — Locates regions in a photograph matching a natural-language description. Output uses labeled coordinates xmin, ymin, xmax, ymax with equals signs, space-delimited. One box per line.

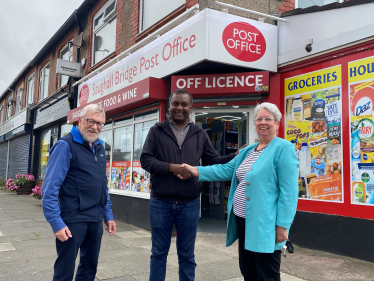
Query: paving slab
xmin=0 ymin=232 xmax=41 ymax=243
xmin=0 ymin=243 xmax=16 ymax=252
xmin=1 ymin=190 xmax=374 ymax=281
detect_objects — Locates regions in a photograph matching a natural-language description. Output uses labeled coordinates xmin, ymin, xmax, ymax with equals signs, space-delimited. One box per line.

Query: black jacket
xmin=140 ymin=120 xmax=235 ymax=203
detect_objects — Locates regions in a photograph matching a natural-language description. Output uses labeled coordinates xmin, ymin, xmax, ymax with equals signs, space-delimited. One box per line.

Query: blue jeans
xmin=149 ymin=197 xmax=200 ymax=281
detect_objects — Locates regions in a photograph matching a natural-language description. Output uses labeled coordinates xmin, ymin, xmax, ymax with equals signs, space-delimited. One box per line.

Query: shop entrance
xmin=192 ymin=106 xmax=257 ymax=232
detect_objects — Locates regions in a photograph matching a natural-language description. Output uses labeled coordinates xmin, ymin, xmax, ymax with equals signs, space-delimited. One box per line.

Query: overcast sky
xmin=0 ymin=0 xmax=85 ymax=95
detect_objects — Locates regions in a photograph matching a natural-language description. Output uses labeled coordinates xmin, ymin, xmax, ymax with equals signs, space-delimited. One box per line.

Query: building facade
xmin=3 ymin=0 xmax=373 ymax=263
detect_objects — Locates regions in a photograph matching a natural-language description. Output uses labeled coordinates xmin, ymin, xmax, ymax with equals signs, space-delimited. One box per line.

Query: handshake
xmin=168 ymin=163 xmax=199 ymax=180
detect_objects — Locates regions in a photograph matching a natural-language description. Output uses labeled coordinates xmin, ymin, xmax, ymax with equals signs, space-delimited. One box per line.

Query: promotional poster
xmin=108 ymin=161 xmax=150 ymax=193
xmin=284 ymin=65 xmax=343 ymax=202
xmin=349 ymin=55 xmax=374 ymax=205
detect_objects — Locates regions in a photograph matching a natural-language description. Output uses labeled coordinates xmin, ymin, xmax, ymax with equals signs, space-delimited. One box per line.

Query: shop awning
xmin=74 ymin=8 xmax=277 ymax=108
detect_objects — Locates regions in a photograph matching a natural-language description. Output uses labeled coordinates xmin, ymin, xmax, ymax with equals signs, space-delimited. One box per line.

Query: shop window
xmin=39 ymin=63 xmax=50 ymax=101
xmin=114 ymin=116 xmax=132 ymax=125
xmin=107 ymin=110 xmax=158 ymax=196
xmin=15 ymin=86 xmax=22 ymax=114
xmin=27 ymin=74 xmax=34 ymax=105
xmin=132 ymin=120 xmax=154 ymax=192
xmin=92 ymin=0 xmax=117 ymax=65
xmin=7 ymin=97 xmax=13 ymax=120
xmin=100 ymin=129 xmax=113 ymax=188
xmin=59 ymin=43 xmax=73 ymax=88
xmin=37 ymin=125 xmax=72 ymax=179
xmin=296 ymin=0 xmax=341 ymax=8
xmin=134 ymin=110 xmax=158 ymax=120
xmin=60 ymin=123 xmax=73 ymax=138
xmin=139 ymin=0 xmax=184 ymax=32
xmin=38 ymin=128 xmax=52 ymax=178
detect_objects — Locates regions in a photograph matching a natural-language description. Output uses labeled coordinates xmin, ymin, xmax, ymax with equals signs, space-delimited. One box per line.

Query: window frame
xmin=15 ymin=85 xmax=23 ymax=114
xmin=27 ymin=73 xmax=35 ymax=106
xmin=58 ymin=42 xmax=74 ymax=88
xmin=139 ymin=0 xmax=185 ymax=33
xmin=7 ymin=97 xmax=13 ymax=120
xmin=295 ymin=0 xmax=343 ymax=8
xmin=92 ymin=0 xmax=117 ymax=66
xmin=105 ymin=109 xmax=159 ymax=199
xmin=39 ymin=63 xmax=50 ymax=101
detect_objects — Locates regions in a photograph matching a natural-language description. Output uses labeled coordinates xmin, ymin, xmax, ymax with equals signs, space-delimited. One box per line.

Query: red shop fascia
xmin=67 ymin=77 xmax=168 ymax=124
xmin=277 ymin=37 xmax=374 ymax=221
xmin=169 ymin=71 xmax=273 ymax=108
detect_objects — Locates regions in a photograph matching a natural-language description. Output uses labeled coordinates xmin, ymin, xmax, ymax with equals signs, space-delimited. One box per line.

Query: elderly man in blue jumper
xmin=42 ymin=104 xmax=116 ymax=281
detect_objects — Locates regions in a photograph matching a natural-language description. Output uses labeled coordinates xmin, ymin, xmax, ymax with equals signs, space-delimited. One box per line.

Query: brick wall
xmin=278 ymin=0 xmax=295 ymax=14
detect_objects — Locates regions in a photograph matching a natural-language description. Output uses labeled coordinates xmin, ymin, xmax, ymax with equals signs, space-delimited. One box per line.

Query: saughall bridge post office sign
xmin=77 ymin=8 xmax=277 ymax=107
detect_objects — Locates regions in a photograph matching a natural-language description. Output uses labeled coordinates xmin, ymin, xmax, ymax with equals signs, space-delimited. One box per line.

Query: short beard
xmin=82 ymin=129 xmax=99 ymax=143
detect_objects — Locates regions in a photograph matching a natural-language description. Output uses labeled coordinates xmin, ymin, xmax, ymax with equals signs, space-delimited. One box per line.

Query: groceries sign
xmin=76 ymin=8 xmax=277 ymax=107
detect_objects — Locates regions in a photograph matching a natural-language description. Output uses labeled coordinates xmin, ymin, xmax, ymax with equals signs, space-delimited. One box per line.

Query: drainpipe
xmin=75 ymin=12 xmax=81 ymax=63
xmin=69 ymin=12 xmax=82 ymax=109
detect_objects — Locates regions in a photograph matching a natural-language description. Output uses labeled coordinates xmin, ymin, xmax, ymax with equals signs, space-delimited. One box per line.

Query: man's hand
xmin=275 ymin=225 xmax=288 ymax=243
xmin=105 ymin=220 xmax=116 ymax=236
xmin=180 ymin=164 xmax=199 ymax=178
xmin=235 ymin=144 xmax=249 ymax=156
xmin=54 ymin=226 xmax=72 ymax=242
xmin=168 ymin=164 xmax=193 ymax=180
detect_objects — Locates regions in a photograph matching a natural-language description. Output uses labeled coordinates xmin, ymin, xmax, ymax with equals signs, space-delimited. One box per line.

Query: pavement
xmin=0 ymin=190 xmax=373 ymax=281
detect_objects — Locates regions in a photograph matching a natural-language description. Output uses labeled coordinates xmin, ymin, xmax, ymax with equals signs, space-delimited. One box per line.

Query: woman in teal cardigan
xmin=183 ymin=103 xmax=299 ymax=281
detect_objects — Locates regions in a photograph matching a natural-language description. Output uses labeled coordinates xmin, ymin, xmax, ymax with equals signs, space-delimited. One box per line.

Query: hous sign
xmin=56 ymin=59 xmax=82 ymax=78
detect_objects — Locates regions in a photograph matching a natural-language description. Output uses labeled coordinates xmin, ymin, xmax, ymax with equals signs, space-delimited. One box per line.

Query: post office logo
xmin=222 ymin=22 xmax=266 ymax=62
xmin=79 ymin=84 xmax=89 ymax=106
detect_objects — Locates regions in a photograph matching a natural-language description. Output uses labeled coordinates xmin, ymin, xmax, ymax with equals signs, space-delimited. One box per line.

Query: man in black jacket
xmin=140 ymin=89 xmax=238 ymax=281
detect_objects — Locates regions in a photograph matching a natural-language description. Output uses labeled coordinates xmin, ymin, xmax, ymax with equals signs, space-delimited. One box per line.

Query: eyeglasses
xmin=254 ymin=117 xmax=274 ymax=123
xmin=82 ymin=117 xmax=105 ymax=128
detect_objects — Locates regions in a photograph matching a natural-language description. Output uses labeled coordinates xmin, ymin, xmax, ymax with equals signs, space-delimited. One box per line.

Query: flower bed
xmin=30 ymin=186 xmax=42 ymax=200
xmin=6 ymin=173 xmax=35 ymax=195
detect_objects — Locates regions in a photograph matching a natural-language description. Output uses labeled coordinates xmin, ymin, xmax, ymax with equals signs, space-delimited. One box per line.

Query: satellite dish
xmin=95 ymin=36 xmax=103 ymax=51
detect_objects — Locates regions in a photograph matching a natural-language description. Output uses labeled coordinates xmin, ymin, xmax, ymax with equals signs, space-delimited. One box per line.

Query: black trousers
xmin=235 ymin=215 xmax=281 ymax=281
xmin=53 ymin=221 xmax=103 ymax=281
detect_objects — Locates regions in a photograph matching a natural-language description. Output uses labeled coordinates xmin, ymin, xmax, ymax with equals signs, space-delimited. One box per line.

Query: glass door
xmin=193 ymin=106 xmax=255 ymax=219
xmin=238 ymin=117 xmax=248 ymax=148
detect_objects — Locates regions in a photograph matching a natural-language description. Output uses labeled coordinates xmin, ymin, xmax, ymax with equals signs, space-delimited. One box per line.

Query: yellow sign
xmin=348 ymin=55 xmax=374 ymax=84
xmin=285 ymin=65 xmax=342 ymax=96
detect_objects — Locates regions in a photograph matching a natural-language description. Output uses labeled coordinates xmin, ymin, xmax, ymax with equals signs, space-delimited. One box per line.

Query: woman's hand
xmin=275 ymin=225 xmax=288 ymax=243
xmin=178 ymin=164 xmax=199 ymax=179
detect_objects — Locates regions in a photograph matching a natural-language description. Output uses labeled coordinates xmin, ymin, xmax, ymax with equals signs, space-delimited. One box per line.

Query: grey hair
xmin=80 ymin=104 xmax=106 ymax=120
xmin=254 ymin=102 xmax=282 ymax=122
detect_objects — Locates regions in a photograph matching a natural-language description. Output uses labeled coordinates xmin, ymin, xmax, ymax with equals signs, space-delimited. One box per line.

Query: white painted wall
xmin=278 ymin=3 xmax=374 ymax=65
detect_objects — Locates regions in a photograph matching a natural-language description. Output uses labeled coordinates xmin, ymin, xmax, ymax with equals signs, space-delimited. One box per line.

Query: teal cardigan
xmin=197 ymin=137 xmax=299 ymax=253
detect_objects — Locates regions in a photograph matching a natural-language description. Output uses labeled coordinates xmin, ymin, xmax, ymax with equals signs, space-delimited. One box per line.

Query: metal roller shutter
xmin=0 ymin=142 xmax=8 ymax=180
xmin=7 ymin=135 xmax=30 ymax=179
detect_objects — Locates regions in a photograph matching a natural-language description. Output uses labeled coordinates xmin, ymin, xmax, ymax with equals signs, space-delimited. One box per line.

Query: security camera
xmin=305 ymin=44 xmax=312 ymax=52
